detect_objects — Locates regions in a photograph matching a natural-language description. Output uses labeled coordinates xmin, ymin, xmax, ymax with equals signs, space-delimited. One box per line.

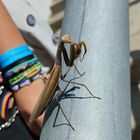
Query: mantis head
xmin=61 ymin=34 xmax=72 ymax=43
xmin=59 ymin=35 xmax=87 ymax=67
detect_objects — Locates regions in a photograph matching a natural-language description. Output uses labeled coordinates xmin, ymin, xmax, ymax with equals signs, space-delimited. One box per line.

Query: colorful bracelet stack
xmin=0 ymin=44 xmax=44 ymax=92
xmin=0 ymin=44 xmax=46 ymax=130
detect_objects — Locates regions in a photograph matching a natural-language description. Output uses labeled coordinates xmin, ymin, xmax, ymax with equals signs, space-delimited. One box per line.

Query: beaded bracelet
xmin=0 ymin=86 xmax=19 ymax=131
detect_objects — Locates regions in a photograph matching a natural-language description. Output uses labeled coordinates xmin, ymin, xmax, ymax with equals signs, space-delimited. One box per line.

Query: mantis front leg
xmin=62 ymin=64 xmax=85 ymax=78
xmin=61 ymin=42 xmax=86 ymax=78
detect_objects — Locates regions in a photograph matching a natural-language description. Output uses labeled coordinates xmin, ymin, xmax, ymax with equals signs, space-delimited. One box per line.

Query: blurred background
xmin=129 ymin=0 xmax=140 ymax=140
xmin=2 ymin=0 xmax=140 ymax=139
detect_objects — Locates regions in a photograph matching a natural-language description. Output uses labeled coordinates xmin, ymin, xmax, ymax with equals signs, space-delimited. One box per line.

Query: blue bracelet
xmin=1 ymin=51 xmax=33 ymax=69
xmin=0 ymin=45 xmax=30 ymax=63
xmin=0 ymin=45 xmax=33 ymax=70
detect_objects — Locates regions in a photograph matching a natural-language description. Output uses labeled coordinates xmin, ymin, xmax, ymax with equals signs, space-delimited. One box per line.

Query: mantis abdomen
xmin=29 ymin=64 xmax=60 ymax=123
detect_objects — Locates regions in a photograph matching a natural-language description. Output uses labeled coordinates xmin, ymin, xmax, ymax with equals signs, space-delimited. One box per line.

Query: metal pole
xmin=40 ymin=0 xmax=131 ymax=139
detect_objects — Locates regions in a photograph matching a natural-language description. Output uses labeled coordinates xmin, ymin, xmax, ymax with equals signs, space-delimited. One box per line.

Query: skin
xmin=0 ymin=1 xmax=44 ymax=135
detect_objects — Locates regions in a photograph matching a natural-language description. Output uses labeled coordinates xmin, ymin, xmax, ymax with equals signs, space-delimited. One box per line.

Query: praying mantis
xmin=29 ymin=34 xmax=101 ymax=130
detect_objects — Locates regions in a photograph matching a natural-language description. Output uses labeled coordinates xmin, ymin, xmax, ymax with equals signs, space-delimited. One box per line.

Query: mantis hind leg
xmin=60 ymin=75 xmax=101 ymax=100
xmin=53 ymin=89 xmax=75 ymax=131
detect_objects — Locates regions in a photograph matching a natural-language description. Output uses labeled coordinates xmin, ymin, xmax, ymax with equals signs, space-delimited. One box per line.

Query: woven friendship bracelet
xmin=0 ymin=84 xmax=15 ymax=120
xmin=0 ymin=91 xmax=14 ymax=120
xmin=9 ymin=62 xmax=42 ymax=85
xmin=4 ymin=57 xmax=38 ymax=78
xmin=0 ymin=72 xmax=19 ymax=130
